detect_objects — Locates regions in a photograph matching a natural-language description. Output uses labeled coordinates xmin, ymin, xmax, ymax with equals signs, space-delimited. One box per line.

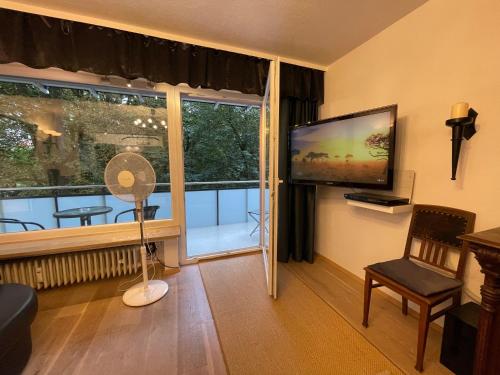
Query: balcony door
xmin=178 ymin=90 xmax=263 ymax=259
xmin=174 ymin=62 xmax=279 ymax=298
xmin=260 ymin=62 xmax=279 ymax=297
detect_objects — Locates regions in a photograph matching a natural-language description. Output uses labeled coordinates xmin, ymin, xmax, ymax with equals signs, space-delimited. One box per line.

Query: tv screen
xmin=290 ymin=105 xmax=397 ymax=190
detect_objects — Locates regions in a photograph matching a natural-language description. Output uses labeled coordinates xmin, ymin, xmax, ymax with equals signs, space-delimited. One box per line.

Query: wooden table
xmin=459 ymin=227 xmax=500 ymax=375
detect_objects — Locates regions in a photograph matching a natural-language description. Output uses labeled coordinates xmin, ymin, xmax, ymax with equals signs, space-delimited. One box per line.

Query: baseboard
xmin=314 ymin=252 xmax=443 ymax=333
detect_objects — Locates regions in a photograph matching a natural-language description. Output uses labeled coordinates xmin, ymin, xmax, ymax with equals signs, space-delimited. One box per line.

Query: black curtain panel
xmin=0 ymin=9 xmax=269 ymax=96
xmin=278 ymin=63 xmax=324 ymax=263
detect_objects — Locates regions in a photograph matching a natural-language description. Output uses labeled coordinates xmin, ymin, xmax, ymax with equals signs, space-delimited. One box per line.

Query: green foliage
xmin=0 ymin=116 xmax=42 ymax=187
xmin=182 ymin=101 xmax=259 ymax=184
xmin=0 ymin=81 xmax=260 ymax=198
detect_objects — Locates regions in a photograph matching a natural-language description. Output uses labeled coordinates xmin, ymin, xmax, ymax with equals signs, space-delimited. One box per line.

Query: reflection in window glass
xmin=0 ymin=80 xmax=171 ymax=233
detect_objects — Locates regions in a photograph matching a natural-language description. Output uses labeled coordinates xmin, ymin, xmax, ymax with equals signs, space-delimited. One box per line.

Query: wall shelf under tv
xmin=345 ymin=169 xmax=415 ymax=214
xmin=346 ymin=200 xmax=414 ymax=214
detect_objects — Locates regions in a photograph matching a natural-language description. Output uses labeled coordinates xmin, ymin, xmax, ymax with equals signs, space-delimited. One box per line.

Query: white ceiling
xmin=7 ymin=0 xmax=428 ymax=67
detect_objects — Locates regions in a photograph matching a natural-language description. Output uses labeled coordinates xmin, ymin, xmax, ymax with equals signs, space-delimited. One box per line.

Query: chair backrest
xmin=403 ymin=204 xmax=475 ymax=280
xmin=114 ymin=205 xmax=161 ymax=223
xmin=0 ymin=218 xmax=45 ymax=231
xmin=143 ymin=205 xmax=160 ymax=220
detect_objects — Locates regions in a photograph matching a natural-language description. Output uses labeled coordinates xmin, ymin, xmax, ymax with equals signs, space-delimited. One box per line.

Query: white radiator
xmin=0 ymin=246 xmax=141 ymax=290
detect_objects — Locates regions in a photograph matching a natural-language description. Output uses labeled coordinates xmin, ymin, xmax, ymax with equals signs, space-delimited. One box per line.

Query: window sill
xmin=0 ymin=221 xmax=180 ymax=260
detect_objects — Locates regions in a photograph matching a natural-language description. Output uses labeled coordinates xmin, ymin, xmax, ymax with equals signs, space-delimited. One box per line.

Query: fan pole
xmin=136 ymin=200 xmax=149 ymax=291
xmin=121 ymin=197 xmax=169 ymax=307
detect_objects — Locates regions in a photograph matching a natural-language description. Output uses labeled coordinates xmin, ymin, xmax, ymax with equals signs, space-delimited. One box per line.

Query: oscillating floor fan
xmin=104 ymin=152 xmax=169 ymax=307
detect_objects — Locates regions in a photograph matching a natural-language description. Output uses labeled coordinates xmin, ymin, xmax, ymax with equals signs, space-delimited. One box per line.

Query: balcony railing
xmin=0 ymin=181 xmax=267 ymax=233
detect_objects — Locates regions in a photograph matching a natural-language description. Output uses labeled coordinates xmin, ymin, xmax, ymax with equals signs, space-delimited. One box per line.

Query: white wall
xmin=317 ymin=0 xmax=500 ymax=305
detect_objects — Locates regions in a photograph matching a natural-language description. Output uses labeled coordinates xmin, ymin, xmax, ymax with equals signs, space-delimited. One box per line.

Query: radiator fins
xmin=0 ymin=246 xmax=141 ymax=290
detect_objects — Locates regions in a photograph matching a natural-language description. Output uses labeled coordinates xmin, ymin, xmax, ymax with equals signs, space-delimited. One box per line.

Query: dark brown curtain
xmin=0 ymin=9 xmax=269 ymax=96
xmin=278 ymin=63 xmax=324 ymax=263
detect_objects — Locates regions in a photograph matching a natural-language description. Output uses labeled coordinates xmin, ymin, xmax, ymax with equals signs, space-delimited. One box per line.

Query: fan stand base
xmin=122 ymin=280 xmax=169 ymax=307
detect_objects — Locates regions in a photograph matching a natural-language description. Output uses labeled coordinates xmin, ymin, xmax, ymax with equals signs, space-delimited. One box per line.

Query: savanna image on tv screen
xmin=290 ymin=106 xmax=396 ymax=188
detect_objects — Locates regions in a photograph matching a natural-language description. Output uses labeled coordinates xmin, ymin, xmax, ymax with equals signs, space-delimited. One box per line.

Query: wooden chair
xmin=362 ymin=204 xmax=476 ymax=372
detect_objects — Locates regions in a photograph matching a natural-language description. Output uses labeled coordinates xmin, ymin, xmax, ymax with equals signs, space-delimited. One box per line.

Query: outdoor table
xmin=53 ymin=206 xmax=113 ymax=226
xmin=248 ymin=210 xmax=269 ymax=236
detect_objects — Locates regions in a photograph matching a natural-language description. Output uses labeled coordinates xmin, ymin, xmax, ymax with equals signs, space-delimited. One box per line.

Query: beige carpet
xmin=198 ymin=254 xmax=403 ymax=375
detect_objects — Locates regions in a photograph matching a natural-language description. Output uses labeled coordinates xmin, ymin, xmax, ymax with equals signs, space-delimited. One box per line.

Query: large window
xmin=0 ymin=79 xmax=171 ymax=233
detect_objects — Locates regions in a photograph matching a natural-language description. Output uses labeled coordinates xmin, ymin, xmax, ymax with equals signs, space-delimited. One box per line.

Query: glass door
xmin=259 ymin=74 xmax=271 ymax=291
xmin=261 ymin=61 xmax=279 ymax=298
xmin=173 ymin=60 xmax=279 ymax=298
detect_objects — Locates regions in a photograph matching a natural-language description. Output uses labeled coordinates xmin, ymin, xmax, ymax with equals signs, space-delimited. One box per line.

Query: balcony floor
xmin=187 ymin=221 xmax=264 ymax=257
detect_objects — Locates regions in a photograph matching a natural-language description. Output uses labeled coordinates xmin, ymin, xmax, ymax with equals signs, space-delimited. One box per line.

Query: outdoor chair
xmin=362 ymin=204 xmax=476 ymax=372
xmin=114 ymin=205 xmax=160 ymax=254
xmin=114 ymin=205 xmax=160 ymax=223
xmin=0 ymin=218 xmax=45 ymax=231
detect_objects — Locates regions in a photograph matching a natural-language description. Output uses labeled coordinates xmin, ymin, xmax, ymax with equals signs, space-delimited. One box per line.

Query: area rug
xmin=198 ymin=254 xmax=403 ymax=375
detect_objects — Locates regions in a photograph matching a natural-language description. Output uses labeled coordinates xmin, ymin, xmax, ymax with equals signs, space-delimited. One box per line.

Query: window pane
xmin=0 ymin=80 xmax=171 ymax=233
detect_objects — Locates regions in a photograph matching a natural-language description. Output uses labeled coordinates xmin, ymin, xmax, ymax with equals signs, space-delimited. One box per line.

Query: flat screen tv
xmin=290 ymin=105 xmax=397 ymax=190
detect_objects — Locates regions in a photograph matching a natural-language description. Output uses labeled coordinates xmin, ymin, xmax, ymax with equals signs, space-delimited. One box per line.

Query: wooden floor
xmin=284 ymin=255 xmax=452 ymax=375
xmin=24 ymin=266 xmax=227 ymax=375
xmin=25 ymin=254 xmax=452 ymax=375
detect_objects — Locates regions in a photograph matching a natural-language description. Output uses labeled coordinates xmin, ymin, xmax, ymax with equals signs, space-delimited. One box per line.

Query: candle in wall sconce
xmin=445 ymin=102 xmax=478 ymax=180
xmin=450 ymin=102 xmax=469 ymax=119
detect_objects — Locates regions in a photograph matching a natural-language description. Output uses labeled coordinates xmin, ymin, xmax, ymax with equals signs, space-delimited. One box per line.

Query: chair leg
xmin=362 ymin=272 xmax=372 ymax=328
xmin=402 ymin=297 xmax=408 ymax=316
xmin=415 ymin=304 xmax=431 ymax=372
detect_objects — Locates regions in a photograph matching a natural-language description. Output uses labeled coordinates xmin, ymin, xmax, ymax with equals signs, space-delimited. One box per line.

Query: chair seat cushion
xmin=367 ymin=258 xmax=462 ymax=296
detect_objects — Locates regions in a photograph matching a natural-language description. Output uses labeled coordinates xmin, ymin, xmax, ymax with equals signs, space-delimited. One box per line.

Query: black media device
xmin=440 ymin=302 xmax=480 ymax=375
xmin=290 ymin=105 xmax=397 ymax=190
xmin=344 ymin=192 xmax=409 ymax=206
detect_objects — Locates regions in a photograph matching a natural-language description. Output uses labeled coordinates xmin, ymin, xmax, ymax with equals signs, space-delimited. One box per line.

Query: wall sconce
xmin=445 ymin=102 xmax=478 ymax=180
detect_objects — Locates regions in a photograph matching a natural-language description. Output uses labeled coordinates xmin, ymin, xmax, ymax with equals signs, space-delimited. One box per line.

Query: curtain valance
xmin=0 ymin=9 xmax=269 ymax=96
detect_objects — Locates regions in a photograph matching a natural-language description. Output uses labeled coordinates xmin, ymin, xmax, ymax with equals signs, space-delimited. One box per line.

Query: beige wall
xmin=317 ymin=0 xmax=500 ymax=304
